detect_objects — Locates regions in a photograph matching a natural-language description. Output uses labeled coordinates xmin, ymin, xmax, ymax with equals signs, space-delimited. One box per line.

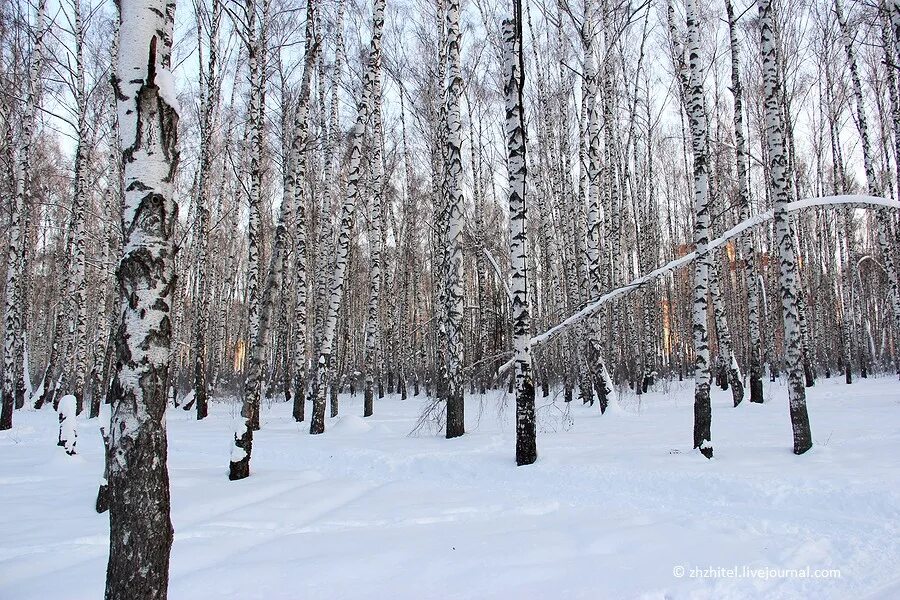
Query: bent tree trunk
xmin=229 ymin=0 xmax=268 ymax=480
xmin=105 ymin=0 xmax=179 ymax=596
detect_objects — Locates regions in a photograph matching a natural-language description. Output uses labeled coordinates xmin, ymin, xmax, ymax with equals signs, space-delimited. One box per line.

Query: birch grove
xmin=2 ymin=0 xmax=900 ymax=592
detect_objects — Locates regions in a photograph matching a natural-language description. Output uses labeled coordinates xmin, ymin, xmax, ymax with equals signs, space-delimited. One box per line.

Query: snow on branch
xmin=498 ymin=195 xmax=900 ymax=375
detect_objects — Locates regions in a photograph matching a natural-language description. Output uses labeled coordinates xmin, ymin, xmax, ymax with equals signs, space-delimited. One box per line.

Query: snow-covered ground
xmin=1 ymin=376 xmax=899 ymax=599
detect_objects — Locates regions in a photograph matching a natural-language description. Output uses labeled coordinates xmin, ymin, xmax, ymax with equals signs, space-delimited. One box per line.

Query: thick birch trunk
xmin=105 ymin=0 xmax=179 ymax=595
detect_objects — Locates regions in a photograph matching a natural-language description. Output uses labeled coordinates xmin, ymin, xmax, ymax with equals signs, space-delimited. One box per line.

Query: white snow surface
xmin=2 ymin=376 xmax=900 ymax=599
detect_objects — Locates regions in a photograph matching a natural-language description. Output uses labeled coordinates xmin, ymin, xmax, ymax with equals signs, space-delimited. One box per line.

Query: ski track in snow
xmin=1 ymin=376 xmax=899 ymax=599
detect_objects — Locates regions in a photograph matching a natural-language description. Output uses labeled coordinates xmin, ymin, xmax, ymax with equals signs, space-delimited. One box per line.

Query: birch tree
xmin=191 ymin=0 xmax=222 ymax=421
xmin=503 ymin=5 xmax=535 ymax=466
xmin=289 ymin=2 xmax=318 ymax=423
xmin=364 ymin=11 xmax=386 ymax=418
xmin=104 ymin=0 xmax=179 ymax=595
xmin=68 ymin=0 xmax=90 ymax=415
xmin=759 ymin=0 xmax=812 ymax=454
xmin=444 ymin=0 xmax=466 ymax=438
xmin=725 ymin=0 xmax=763 ymax=403
xmin=684 ymin=0 xmax=713 ymax=458
xmin=228 ymin=0 xmax=268 ymax=481
xmin=1 ymin=0 xmax=46 ymax=431
xmin=581 ymin=0 xmax=612 ymax=413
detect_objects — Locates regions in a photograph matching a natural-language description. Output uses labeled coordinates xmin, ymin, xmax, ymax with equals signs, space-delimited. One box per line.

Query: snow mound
xmin=57 ymin=395 xmax=77 ymax=456
xmin=329 ymin=415 xmax=373 ymax=435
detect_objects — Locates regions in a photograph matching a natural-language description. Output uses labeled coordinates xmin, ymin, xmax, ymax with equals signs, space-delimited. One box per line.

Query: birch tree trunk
xmin=582 ymin=1 xmax=612 ymax=413
xmin=684 ymin=0 xmax=713 ymax=458
xmin=363 ymin=28 xmax=386 ymax=418
xmin=444 ymin=0 xmax=466 ymax=438
xmin=289 ymin=3 xmax=318 ymax=423
xmin=503 ymin=10 xmax=536 ymax=466
xmin=105 ymin=0 xmax=179 ymax=594
xmin=1 ymin=0 xmax=46 ymax=430
xmin=192 ymin=0 xmax=221 ymax=421
xmin=70 ymin=0 xmax=89 ymax=415
xmin=228 ymin=0 xmax=268 ymax=480
xmin=312 ymin=1 xmax=345 ymax=382
xmin=759 ymin=0 xmax=812 ymax=454
xmin=725 ymin=0 xmax=764 ymax=403
xmin=710 ymin=259 xmax=744 ymax=406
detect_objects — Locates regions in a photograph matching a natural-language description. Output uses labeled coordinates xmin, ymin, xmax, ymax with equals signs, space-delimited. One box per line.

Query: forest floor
xmin=1 ymin=375 xmax=899 ymax=599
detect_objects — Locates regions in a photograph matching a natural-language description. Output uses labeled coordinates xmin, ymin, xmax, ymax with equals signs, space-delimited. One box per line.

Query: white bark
xmin=760 ymin=0 xmax=812 ymax=454
xmin=725 ymin=0 xmax=764 ymax=402
xmin=2 ymin=0 xmax=46 ymax=430
xmin=503 ymin=13 xmax=535 ymax=466
xmin=364 ymin=23 xmax=386 ymax=417
xmin=444 ymin=0 xmax=465 ymax=438
xmin=106 ymin=0 xmax=179 ymax=593
xmin=684 ymin=0 xmax=713 ymax=458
